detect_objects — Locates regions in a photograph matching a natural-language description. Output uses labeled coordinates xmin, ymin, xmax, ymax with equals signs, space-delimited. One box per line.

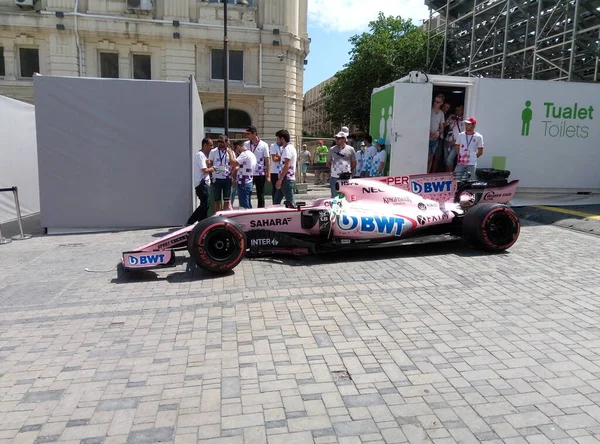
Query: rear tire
xmin=462 ymin=203 xmax=520 ymax=251
xmin=187 ymin=217 xmax=246 ymax=273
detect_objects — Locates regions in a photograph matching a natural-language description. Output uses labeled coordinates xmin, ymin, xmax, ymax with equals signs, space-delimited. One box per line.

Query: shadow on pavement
xmin=512 ymin=205 xmax=600 ymax=236
xmin=247 ymin=239 xmax=508 ymax=268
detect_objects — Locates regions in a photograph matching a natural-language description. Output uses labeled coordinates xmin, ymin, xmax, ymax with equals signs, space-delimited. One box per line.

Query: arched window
xmin=204 ymin=109 xmax=252 ymax=129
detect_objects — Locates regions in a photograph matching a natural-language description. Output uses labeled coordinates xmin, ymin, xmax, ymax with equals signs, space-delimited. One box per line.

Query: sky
xmin=303 ymin=0 xmax=432 ymax=94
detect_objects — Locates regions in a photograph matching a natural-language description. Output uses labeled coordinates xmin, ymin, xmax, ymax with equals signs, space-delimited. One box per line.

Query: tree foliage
xmin=322 ymin=13 xmax=444 ymax=132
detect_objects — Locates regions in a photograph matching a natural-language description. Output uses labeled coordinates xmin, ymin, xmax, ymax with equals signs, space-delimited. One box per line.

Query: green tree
xmin=323 ymin=13 xmax=444 ymax=132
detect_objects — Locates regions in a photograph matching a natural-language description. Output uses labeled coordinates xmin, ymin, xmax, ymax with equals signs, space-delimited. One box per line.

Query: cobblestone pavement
xmin=1 ymin=194 xmax=600 ymax=444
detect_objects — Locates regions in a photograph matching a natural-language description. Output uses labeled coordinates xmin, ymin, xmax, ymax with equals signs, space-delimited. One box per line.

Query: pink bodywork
xmin=123 ymin=173 xmax=519 ymax=267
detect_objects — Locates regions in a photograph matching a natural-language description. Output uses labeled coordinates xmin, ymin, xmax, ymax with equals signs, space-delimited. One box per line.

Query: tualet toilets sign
xmin=521 ymin=100 xmax=594 ymax=139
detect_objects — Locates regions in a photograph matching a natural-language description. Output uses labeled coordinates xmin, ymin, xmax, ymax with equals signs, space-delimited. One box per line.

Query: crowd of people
xmin=185 ymin=100 xmax=485 ymax=225
xmin=310 ymin=128 xmax=389 ymax=198
xmin=428 ymin=93 xmax=484 ymax=179
xmin=186 ymin=125 xmax=297 ymax=226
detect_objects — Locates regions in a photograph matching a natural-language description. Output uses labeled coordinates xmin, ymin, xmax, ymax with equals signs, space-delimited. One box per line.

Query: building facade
xmin=0 ymin=0 xmax=309 ymax=140
xmin=302 ymin=76 xmax=334 ymax=137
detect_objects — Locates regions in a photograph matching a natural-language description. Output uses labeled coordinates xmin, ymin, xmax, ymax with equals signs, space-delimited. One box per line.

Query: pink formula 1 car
xmin=122 ymin=170 xmax=521 ymax=274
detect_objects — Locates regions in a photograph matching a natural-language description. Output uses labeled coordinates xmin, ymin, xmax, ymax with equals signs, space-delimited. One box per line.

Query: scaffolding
xmin=425 ymin=0 xmax=600 ymax=82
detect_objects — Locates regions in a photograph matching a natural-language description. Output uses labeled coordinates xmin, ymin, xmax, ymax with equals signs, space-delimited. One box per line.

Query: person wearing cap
xmin=370 ymin=138 xmax=387 ymax=177
xmin=362 ymin=135 xmax=377 ymax=177
xmin=314 ymin=139 xmax=329 ymax=185
xmin=454 ymin=116 xmax=484 ymax=181
xmin=299 ymin=144 xmax=311 ymax=184
xmin=243 ymin=125 xmax=271 ymax=208
xmin=326 ymin=128 xmax=357 ymax=198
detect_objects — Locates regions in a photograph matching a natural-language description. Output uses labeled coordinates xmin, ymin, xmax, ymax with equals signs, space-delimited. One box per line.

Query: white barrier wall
xmin=0 ymin=95 xmax=40 ymax=224
xmin=472 ymin=78 xmax=600 ymax=191
xmin=34 ymin=76 xmax=194 ymax=231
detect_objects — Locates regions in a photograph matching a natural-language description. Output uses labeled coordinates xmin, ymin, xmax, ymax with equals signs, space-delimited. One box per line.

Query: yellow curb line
xmin=534 ymin=205 xmax=600 ymax=220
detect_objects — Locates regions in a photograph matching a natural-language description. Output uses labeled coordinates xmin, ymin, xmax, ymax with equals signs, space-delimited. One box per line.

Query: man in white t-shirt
xmin=429 ymin=94 xmax=445 ymax=173
xmin=231 ymin=140 xmax=257 ymax=209
xmin=243 ymin=125 xmax=270 ymax=208
xmin=274 ymin=129 xmax=297 ymax=206
xmin=326 ymin=129 xmax=357 ymax=197
xmin=454 ymin=116 xmax=484 ymax=181
xmin=208 ymin=134 xmax=236 ymax=212
xmin=186 ymin=137 xmax=215 ymax=225
xmin=269 ymin=141 xmax=282 ymax=200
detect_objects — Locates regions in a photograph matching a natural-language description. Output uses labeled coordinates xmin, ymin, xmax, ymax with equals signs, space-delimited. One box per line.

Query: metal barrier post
xmin=0 ymin=224 xmax=11 ymax=245
xmin=0 ymin=187 xmax=14 ymax=244
xmin=11 ymin=187 xmax=32 ymax=241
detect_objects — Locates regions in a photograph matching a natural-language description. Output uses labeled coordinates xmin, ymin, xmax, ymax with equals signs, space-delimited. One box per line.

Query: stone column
xmin=2 ymin=39 xmax=16 ymax=80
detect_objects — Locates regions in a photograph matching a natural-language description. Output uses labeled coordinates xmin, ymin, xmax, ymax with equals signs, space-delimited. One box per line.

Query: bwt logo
xmin=337 ymin=215 xmax=406 ymax=237
xmin=411 ymin=181 xmax=452 ymax=194
xmin=129 ymin=254 xmax=166 ymax=265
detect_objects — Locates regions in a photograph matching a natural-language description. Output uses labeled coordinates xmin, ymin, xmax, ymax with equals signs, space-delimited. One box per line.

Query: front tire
xmin=187 ymin=217 xmax=246 ymax=272
xmin=462 ymin=203 xmax=520 ymax=251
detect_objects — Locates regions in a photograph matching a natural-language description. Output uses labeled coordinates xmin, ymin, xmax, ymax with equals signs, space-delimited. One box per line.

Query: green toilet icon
xmin=522 ymin=100 xmax=533 ymax=136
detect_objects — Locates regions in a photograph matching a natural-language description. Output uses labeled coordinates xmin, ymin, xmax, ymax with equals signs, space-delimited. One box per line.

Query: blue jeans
xmin=330 ymin=176 xmax=338 ymax=198
xmin=237 ymin=182 xmax=253 ymax=209
xmin=274 ymin=179 xmax=295 ymax=206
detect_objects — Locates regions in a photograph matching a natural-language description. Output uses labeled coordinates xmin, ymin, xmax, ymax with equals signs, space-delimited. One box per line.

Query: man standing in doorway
xmin=326 ymin=129 xmax=357 ymax=198
xmin=444 ymin=104 xmax=465 ymax=172
xmin=454 ymin=116 xmax=484 ymax=181
xmin=429 ymin=94 xmax=446 ymax=173
xmin=244 ymin=125 xmax=270 ymax=208
xmin=274 ymin=130 xmax=297 ymax=206
xmin=186 ymin=137 xmax=215 ymax=225
xmin=314 ymin=140 xmax=329 ymax=185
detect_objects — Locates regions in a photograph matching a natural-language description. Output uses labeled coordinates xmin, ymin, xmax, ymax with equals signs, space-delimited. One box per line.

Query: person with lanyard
xmin=186 ymin=137 xmax=215 ymax=225
xmin=208 ymin=134 xmax=236 ymax=212
xmin=314 ymin=140 xmax=329 ymax=185
xmin=243 ymin=125 xmax=270 ymax=208
xmin=454 ymin=116 xmax=484 ymax=181
xmin=370 ymin=138 xmax=387 ymax=177
xmin=274 ymin=129 xmax=297 ymax=206
xmin=326 ymin=129 xmax=357 ymax=198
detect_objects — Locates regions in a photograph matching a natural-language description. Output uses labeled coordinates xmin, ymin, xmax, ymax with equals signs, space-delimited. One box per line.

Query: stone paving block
xmin=2 ymin=216 xmax=600 ymax=444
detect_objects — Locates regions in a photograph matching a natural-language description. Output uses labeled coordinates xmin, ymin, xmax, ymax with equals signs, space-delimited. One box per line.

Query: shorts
xmin=301 ymin=163 xmax=309 ymax=174
xmin=444 ymin=141 xmax=457 ymax=166
xmin=454 ymin=164 xmax=477 ymax=180
xmin=213 ymin=178 xmax=232 ymax=201
xmin=428 ymin=139 xmax=439 ymax=156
